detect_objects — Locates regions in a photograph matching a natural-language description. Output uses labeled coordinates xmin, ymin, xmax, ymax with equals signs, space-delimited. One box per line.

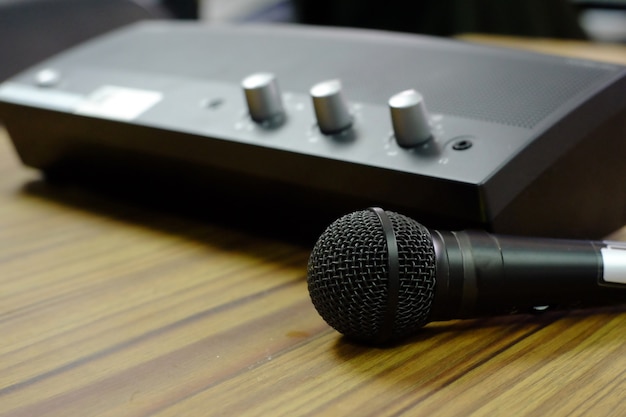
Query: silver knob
xmin=310 ymin=79 xmax=353 ymax=134
xmin=389 ymin=89 xmax=432 ymax=147
xmin=242 ymin=72 xmax=285 ymax=123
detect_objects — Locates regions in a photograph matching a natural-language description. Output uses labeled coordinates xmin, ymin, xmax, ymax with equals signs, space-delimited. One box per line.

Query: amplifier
xmin=1 ymin=22 xmax=625 ymax=239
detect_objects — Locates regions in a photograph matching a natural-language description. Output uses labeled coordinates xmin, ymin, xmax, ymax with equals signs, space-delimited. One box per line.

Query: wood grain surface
xmin=458 ymin=34 xmax=626 ymax=65
xmin=1 ymin=37 xmax=626 ymax=416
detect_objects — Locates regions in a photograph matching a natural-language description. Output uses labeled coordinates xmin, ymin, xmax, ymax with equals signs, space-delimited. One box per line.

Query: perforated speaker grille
xmin=180 ymin=29 xmax=615 ymax=129
xmin=295 ymin=44 xmax=613 ymax=130
xmin=411 ymin=55 xmax=610 ymax=129
xmin=85 ymin=25 xmax=619 ymax=130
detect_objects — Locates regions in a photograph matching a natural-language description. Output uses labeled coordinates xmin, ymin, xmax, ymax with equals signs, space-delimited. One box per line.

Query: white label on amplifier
xmin=75 ymin=85 xmax=162 ymax=121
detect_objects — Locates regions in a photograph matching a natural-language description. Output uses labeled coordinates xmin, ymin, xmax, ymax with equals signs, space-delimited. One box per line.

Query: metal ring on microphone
xmin=369 ymin=207 xmax=400 ymax=344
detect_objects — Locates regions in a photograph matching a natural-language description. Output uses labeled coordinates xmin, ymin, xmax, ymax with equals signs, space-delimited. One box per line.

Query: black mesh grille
xmin=388 ymin=212 xmax=437 ymax=338
xmin=307 ymin=209 xmax=437 ymax=343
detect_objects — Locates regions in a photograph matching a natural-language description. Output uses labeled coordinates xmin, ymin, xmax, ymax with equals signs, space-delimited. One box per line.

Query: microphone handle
xmin=429 ymin=230 xmax=626 ymax=321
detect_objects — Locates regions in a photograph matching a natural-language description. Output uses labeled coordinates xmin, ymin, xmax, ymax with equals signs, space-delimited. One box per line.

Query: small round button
xmin=35 ymin=68 xmax=61 ymax=88
xmin=242 ymin=72 xmax=285 ymax=123
xmin=310 ymin=79 xmax=353 ymax=135
xmin=389 ymin=89 xmax=432 ymax=147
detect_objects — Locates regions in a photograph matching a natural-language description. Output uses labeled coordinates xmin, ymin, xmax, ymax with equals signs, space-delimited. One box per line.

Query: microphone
xmin=307 ymin=207 xmax=626 ymax=344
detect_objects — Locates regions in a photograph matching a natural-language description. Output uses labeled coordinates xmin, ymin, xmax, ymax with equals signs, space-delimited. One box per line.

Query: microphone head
xmin=307 ymin=209 xmax=437 ymax=344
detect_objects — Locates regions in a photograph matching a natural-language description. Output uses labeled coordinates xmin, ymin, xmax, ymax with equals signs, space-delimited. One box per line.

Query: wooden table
xmin=1 ymin=36 xmax=626 ymax=416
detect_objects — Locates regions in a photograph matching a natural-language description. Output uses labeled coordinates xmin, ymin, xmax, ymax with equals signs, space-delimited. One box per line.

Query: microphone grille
xmin=307 ymin=209 xmax=436 ymax=343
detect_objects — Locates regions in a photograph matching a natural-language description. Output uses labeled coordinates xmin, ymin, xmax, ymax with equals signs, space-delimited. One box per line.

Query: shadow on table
xmin=20 ymin=176 xmax=316 ymax=263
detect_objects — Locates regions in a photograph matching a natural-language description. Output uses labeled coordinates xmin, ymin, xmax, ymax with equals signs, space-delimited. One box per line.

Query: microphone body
xmin=306 ymin=208 xmax=626 ymax=344
xmin=430 ymin=230 xmax=622 ymax=320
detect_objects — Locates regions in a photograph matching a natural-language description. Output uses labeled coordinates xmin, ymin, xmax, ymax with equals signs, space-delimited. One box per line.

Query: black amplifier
xmin=1 ymin=22 xmax=625 ymax=239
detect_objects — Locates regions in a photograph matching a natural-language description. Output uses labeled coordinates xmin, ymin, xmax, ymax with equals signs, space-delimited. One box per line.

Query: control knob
xmin=310 ymin=79 xmax=353 ymax=135
xmin=242 ymin=72 xmax=285 ymax=124
xmin=388 ymin=89 xmax=432 ymax=147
